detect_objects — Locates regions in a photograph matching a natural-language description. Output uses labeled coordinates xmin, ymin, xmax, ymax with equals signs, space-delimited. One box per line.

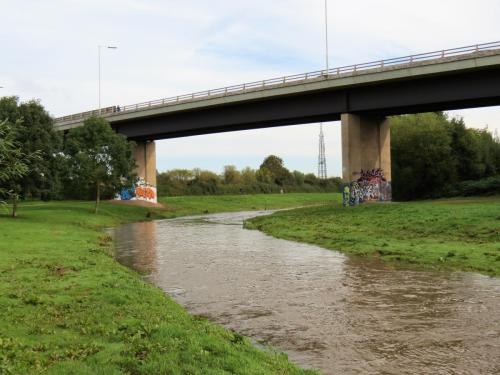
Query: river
xmin=111 ymin=211 xmax=500 ymax=374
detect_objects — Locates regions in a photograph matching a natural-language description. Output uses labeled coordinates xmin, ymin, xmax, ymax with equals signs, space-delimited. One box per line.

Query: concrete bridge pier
xmin=133 ymin=141 xmax=158 ymax=203
xmin=341 ymin=114 xmax=392 ymax=204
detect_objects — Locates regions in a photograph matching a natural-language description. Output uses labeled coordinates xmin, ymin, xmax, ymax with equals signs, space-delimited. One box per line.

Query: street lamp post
xmin=98 ymin=45 xmax=117 ymax=115
xmin=324 ymin=0 xmax=329 ymax=73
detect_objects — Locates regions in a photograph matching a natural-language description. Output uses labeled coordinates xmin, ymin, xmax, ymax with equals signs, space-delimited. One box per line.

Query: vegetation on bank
xmin=246 ymin=196 xmax=500 ymax=276
xmin=63 ymin=117 xmax=136 ymax=213
xmin=158 ymin=192 xmax=338 ymax=217
xmin=0 ymin=97 xmax=62 ymax=202
xmin=0 ymin=119 xmax=41 ymax=217
xmin=157 ymin=155 xmax=342 ymax=197
xmin=448 ymin=175 xmax=500 ymax=197
xmin=0 ymin=97 xmax=137 ymax=213
xmin=392 ymin=112 xmax=500 ymax=200
xmin=0 ymin=199 xmax=322 ymax=374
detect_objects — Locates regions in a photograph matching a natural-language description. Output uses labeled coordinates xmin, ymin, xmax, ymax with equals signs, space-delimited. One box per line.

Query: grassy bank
xmin=0 ymin=198 xmax=323 ymax=374
xmin=158 ymin=193 xmax=338 ymax=217
xmin=246 ymin=196 xmax=500 ymax=276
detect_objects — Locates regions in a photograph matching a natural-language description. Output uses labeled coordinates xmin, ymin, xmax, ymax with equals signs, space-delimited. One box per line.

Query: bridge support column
xmin=341 ymin=114 xmax=392 ymax=205
xmin=133 ymin=141 xmax=157 ymax=203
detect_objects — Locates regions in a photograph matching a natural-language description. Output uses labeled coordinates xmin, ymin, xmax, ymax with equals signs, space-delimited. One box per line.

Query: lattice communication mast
xmin=318 ymin=123 xmax=328 ymax=179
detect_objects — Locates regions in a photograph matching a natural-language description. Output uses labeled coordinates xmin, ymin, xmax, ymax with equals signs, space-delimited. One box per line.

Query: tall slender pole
xmin=325 ymin=0 xmax=329 ymax=72
xmin=97 ymin=45 xmax=117 ymax=116
xmin=98 ymin=46 xmax=101 ymax=115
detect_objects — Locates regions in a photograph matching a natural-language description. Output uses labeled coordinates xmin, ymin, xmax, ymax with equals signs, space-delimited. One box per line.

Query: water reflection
xmin=112 ymin=211 xmax=500 ymax=375
xmin=113 ymin=221 xmax=158 ymax=274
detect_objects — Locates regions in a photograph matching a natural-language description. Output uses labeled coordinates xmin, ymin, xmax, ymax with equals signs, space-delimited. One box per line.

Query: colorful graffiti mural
xmin=116 ymin=178 xmax=157 ymax=204
xmin=343 ymin=168 xmax=391 ymax=207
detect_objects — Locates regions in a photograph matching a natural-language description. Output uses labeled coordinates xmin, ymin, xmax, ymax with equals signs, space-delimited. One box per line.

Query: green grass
xmin=158 ymin=193 xmax=338 ymax=217
xmin=0 ymin=197 xmax=325 ymax=374
xmin=246 ymin=196 xmax=500 ymax=276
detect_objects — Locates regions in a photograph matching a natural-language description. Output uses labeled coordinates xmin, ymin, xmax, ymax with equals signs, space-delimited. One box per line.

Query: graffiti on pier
xmin=343 ymin=168 xmax=391 ymax=207
xmin=116 ymin=178 xmax=157 ymax=204
xmin=135 ymin=185 xmax=157 ymax=201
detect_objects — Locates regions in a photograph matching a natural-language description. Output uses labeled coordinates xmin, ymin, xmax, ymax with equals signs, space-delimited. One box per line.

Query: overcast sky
xmin=1 ymin=0 xmax=499 ymax=176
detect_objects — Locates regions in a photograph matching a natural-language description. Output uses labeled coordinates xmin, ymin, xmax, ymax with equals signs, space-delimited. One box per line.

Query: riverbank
xmin=246 ymin=196 xmax=500 ymax=276
xmin=158 ymin=192 xmax=340 ymax=217
xmin=0 ymin=198 xmax=324 ymax=374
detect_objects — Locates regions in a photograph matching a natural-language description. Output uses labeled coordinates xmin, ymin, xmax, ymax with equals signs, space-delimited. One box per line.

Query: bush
xmin=447 ymin=175 xmax=500 ymax=197
xmin=391 ymin=113 xmax=500 ymax=200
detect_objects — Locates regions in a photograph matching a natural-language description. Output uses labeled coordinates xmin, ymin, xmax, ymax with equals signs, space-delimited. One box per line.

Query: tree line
xmin=392 ymin=112 xmax=500 ymax=200
xmin=0 ymin=97 xmax=135 ymax=215
xmin=157 ymin=156 xmax=342 ymax=196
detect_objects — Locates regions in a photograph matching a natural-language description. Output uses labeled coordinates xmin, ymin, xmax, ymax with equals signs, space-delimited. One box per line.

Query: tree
xmin=188 ymin=170 xmax=221 ymax=195
xmin=391 ymin=113 xmax=458 ymax=200
xmin=304 ymin=173 xmax=319 ymax=186
xmin=390 ymin=112 xmax=500 ymax=200
xmin=293 ymin=170 xmax=305 ymax=186
xmin=0 ymin=97 xmax=62 ymax=200
xmin=223 ymin=165 xmax=241 ymax=184
xmin=0 ymin=120 xmax=40 ymax=217
xmin=256 ymin=167 xmax=273 ymax=184
xmin=241 ymin=167 xmax=257 ymax=185
xmin=168 ymin=169 xmax=194 ymax=182
xmin=0 ymin=96 xmax=19 ymax=122
xmin=474 ymin=128 xmax=500 ymax=177
xmin=259 ymin=155 xmax=293 ymax=186
xmin=64 ymin=117 xmax=136 ymax=213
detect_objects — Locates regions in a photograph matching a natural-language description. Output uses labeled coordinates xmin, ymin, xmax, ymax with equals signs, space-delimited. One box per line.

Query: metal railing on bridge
xmin=55 ymin=41 xmax=500 ymax=124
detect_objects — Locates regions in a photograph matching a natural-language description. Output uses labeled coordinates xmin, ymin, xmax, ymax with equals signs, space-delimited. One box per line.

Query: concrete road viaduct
xmin=55 ymin=42 xmax=500 ymax=198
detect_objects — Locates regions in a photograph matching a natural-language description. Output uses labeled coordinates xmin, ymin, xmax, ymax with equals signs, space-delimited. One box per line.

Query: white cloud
xmin=1 ymin=0 xmax=499 ymax=175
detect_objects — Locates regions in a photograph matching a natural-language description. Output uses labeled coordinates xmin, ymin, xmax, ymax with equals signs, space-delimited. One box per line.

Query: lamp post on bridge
xmin=324 ymin=0 xmax=329 ymax=73
xmin=98 ymin=45 xmax=118 ymax=115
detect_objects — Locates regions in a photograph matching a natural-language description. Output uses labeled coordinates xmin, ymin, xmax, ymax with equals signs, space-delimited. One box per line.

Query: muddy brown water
xmin=111 ymin=211 xmax=500 ymax=374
